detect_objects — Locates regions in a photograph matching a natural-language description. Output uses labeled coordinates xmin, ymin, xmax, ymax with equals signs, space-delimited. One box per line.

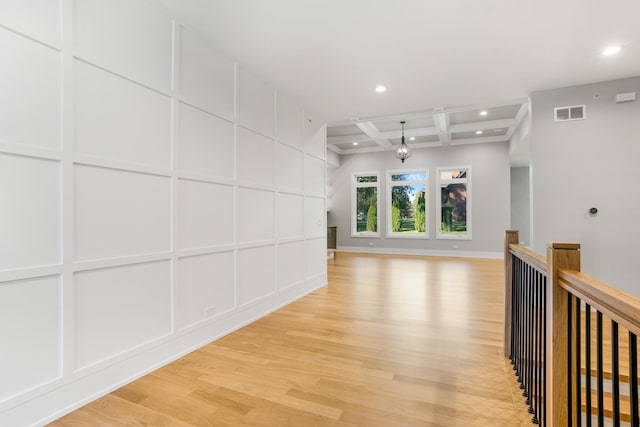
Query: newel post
xmin=546 ymin=242 xmax=581 ymax=427
xmin=503 ymin=230 xmax=519 ymax=357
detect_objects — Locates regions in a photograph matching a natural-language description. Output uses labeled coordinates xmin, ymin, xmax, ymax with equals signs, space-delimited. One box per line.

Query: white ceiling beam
xmin=355 ymin=121 xmax=393 ymax=148
xmin=337 ymin=141 xmax=443 ymax=156
xmin=377 ymin=126 xmax=439 ymax=140
xmin=328 ymin=125 xmax=440 ymax=145
xmin=327 ymin=144 xmax=345 ymax=155
xmin=449 ymin=118 xmax=518 ymax=133
xmin=505 ymin=102 xmax=530 ymax=139
xmin=327 ymin=134 xmax=373 ymax=145
xmin=432 ymin=111 xmax=450 ymax=145
xmin=448 ymin=135 xmax=510 ymax=146
xmin=338 ymin=146 xmax=388 ymax=155
xmin=337 ymin=137 xmax=507 ymax=155
xmin=326 ymin=97 xmax=529 ymax=128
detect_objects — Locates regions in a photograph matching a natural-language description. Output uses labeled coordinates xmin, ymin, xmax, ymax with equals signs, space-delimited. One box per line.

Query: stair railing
xmin=504 ymin=230 xmax=640 ymax=427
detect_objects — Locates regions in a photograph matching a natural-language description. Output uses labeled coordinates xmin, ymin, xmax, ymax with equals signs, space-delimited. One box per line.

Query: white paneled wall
xmin=179 ymin=27 xmax=235 ymax=122
xmin=177 ymin=251 xmax=235 ymax=329
xmin=0 ymin=28 xmax=60 ymax=150
xmin=178 ymin=104 xmax=235 ymax=179
xmin=0 ymin=276 xmax=61 ymax=402
xmin=74 ymin=60 xmax=172 ymax=168
xmin=0 ymin=0 xmax=326 ymax=424
xmin=74 ymin=261 xmax=172 ymax=369
xmin=0 ymin=154 xmax=61 ymax=270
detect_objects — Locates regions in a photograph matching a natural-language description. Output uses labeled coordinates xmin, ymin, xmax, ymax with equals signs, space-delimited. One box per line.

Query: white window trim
xmin=386 ymin=169 xmax=429 ymax=239
xmin=351 ymin=171 xmax=380 ymax=238
xmin=436 ymin=166 xmax=472 ymax=240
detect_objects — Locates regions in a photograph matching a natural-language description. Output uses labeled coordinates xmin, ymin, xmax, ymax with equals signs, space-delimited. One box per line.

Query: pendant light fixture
xmin=395 ymin=121 xmax=412 ymax=163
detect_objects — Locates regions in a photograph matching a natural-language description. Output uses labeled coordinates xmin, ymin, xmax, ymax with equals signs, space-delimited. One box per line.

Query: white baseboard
xmin=1 ymin=278 xmax=326 ymax=427
xmin=336 ymin=246 xmax=502 ymax=259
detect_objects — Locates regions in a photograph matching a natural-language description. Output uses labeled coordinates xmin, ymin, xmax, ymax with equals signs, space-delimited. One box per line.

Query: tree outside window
xmin=387 ymin=171 xmax=428 ymax=238
xmin=437 ymin=167 xmax=471 ymax=240
xmin=352 ymin=173 xmax=379 ymax=236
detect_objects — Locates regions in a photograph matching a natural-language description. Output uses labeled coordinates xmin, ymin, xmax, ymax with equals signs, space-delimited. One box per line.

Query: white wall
xmin=510 ymin=167 xmax=531 ymax=246
xmin=509 ymin=109 xmax=531 ymax=167
xmin=327 ymin=142 xmax=511 ymax=258
xmin=0 ymin=1 xmax=326 ymax=424
xmin=531 ymin=75 xmax=640 ymax=296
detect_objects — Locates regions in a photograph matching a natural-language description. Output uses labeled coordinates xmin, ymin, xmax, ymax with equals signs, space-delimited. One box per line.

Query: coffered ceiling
xmin=327 ymin=99 xmax=528 ymax=154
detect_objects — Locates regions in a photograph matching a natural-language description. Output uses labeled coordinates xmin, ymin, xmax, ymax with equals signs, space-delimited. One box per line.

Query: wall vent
xmin=554 ymin=105 xmax=586 ymax=122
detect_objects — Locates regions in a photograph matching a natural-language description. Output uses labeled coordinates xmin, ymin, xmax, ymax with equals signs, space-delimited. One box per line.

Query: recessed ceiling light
xmin=353 ymin=142 xmax=358 ymax=146
xmin=603 ymin=45 xmax=621 ymax=56
xmin=476 ymin=130 xmax=483 ymax=135
xmin=375 ymin=85 xmax=387 ymax=93
xmin=409 ymin=137 xmax=415 ymax=141
xmin=479 ymin=110 xmax=488 ymax=116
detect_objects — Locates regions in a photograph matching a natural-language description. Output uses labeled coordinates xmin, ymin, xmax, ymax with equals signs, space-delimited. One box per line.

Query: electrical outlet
xmin=453 ymin=244 xmax=459 ymax=249
xmin=205 ymin=306 xmax=216 ymax=317
xmin=369 ymin=242 xmax=374 ymax=246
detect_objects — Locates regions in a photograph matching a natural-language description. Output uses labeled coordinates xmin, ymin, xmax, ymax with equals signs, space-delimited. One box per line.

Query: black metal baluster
xmin=532 ymin=270 xmax=540 ymax=424
xmin=568 ymin=295 xmax=573 ymax=427
xmin=576 ymin=296 xmax=581 ymax=427
xmin=518 ymin=264 xmax=529 ymax=396
xmin=629 ymin=332 xmax=639 ymax=427
xmin=585 ymin=304 xmax=592 ymax=427
xmin=597 ymin=312 xmax=603 ymax=427
xmin=512 ymin=258 xmax=517 ymax=365
xmin=511 ymin=256 xmax=517 ymax=362
xmin=611 ymin=321 xmax=620 ymax=427
xmin=515 ymin=258 xmax=521 ymax=378
xmin=527 ymin=266 xmax=533 ymax=406
xmin=519 ymin=260 xmax=525 ymax=385
xmin=538 ymin=271 xmax=543 ymax=426
xmin=543 ymin=274 xmax=547 ymax=427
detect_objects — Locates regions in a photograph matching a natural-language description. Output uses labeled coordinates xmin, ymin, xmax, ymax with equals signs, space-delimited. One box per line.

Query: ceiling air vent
xmin=554 ymin=105 xmax=586 ymax=122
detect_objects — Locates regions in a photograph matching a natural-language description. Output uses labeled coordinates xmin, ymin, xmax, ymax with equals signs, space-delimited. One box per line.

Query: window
xmin=386 ymin=170 xmax=428 ymax=238
xmin=436 ymin=167 xmax=471 ymax=239
xmin=351 ymin=172 xmax=379 ymax=237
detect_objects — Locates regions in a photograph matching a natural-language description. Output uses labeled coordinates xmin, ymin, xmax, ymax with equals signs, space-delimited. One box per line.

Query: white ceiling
xmin=157 ymin=0 xmax=640 ymax=134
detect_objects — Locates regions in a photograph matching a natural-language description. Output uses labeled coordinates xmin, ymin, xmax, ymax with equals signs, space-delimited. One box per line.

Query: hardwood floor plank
xmin=51 ymin=253 xmax=531 ymax=426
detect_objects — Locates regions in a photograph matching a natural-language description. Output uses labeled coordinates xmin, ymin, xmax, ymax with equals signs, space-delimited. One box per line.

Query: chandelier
xmin=395 ymin=121 xmax=412 ymax=163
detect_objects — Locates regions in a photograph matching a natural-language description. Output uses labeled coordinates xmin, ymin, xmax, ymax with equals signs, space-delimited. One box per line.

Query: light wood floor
xmin=51 ymin=253 xmax=531 ymax=426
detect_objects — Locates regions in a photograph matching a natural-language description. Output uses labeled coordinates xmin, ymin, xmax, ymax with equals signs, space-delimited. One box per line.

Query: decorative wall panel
xmin=238 ymin=245 xmax=275 ymax=305
xmin=74 ymin=261 xmax=172 ymax=368
xmin=177 ymin=251 xmax=235 ymax=329
xmin=0 ymin=154 xmax=60 ymax=270
xmin=74 ymin=165 xmax=171 ymax=261
xmin=0 ymin=275 xmax=61 ymax=401
xmin=0 ymin=28 xmax=60 ymax=150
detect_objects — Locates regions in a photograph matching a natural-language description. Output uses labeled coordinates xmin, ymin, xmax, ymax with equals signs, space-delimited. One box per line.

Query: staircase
xmin=579 ymin=314 xmax=640 ymax=426
xmin=504 ymin=230 xmax=640 ymax=427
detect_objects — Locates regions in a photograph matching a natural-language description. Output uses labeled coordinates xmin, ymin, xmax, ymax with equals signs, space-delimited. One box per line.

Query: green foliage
xmin=366 ymin=203 xmax=377 ymax=232
xmin=391 ymin=186 xmax=412 ymax=218
xmin=391 ymin=202 xmax=402 ymax=232
xmin=414 ymin=191 xmax=426 ymax=232
xmin=357 ymin=187 xmax=377 ymax=222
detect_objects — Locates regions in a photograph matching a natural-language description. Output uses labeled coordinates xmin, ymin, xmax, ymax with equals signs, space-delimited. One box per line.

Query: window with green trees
xmin=436 ymin=167 xmax=471 ymax=240
xmin=351 ymin=172 xmax=379 ymax=236
xmin=386 ymin=170 xmax=428 ymax=238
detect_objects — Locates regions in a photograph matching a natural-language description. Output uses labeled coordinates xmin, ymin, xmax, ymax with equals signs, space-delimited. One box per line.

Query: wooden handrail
xmin=509 ymin=243 xmax=547 ymax=274
xmin=559 ymin=270 xmax=640 ymax=338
